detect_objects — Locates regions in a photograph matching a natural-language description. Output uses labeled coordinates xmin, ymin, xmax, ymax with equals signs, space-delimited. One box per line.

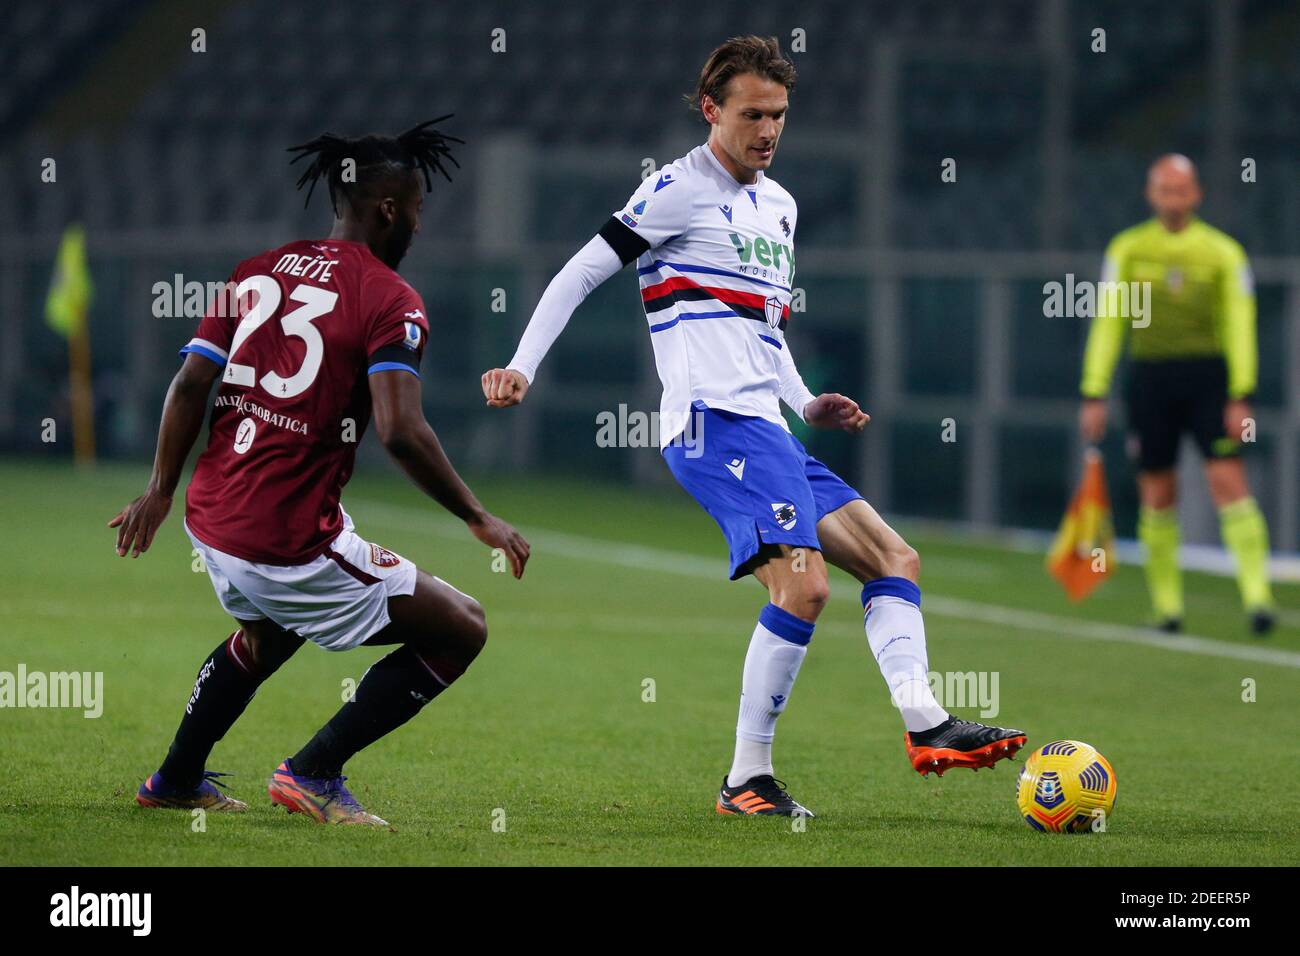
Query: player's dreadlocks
xmin=287 ymin=116 xmax=463 ymax=214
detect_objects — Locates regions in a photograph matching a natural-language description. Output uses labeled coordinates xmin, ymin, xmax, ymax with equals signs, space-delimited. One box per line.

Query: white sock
xmin=727 ymin=604 xmax=813 ymax=788
xmin=728 ymin=738 xmax=773 ymax=789
xmin=861 ymin=577 xmax=949 ymax=733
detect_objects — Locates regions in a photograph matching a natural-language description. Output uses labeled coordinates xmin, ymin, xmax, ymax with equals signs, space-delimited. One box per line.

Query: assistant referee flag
xmin=46 ymin=223 xmax=94 ymax=337
xmin=1047 ymin=449 xmax=1115 ymax=601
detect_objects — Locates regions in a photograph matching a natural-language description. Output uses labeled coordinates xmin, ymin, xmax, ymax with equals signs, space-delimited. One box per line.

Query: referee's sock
xmin=1219 ymin=497 xmax=1274 ymax=612
xmin=1138 ymin=506 xmax=1183 ymax=620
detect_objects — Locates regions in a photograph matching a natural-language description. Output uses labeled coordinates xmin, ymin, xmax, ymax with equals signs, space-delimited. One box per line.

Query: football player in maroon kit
xmin=111 ymin=119 xmax=529 ymax=826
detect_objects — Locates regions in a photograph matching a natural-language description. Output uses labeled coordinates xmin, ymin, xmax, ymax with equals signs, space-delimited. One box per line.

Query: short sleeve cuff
xmin=180 ymin=338 xmax=228 ymax=367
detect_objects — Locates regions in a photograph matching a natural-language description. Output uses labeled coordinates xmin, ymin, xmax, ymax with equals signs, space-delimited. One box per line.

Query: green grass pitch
xmin=1 ymin=458 xmax=1298 ymax=866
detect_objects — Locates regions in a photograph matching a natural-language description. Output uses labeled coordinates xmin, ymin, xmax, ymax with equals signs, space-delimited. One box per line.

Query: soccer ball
xmin=1015 ymin=740 xmax=1116 ymax=833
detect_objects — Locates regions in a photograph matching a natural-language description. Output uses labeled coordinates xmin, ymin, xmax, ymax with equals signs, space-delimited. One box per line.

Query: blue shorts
xmin=663 ymin=403 xmax=864 ymax=579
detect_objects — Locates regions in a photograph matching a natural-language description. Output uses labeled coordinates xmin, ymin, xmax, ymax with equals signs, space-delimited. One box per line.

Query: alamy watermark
xmin=152 ymin=276 xmax=240 ymax=319
xmin=152 ymin=252 xmax=341 ymax=318
xmin=49 ymin=886 xmax=150 ymax=935
xmin=894 ymin=670 xmax=1000 ymax=718
xmin=596 ymin=404 xmax=705 ymax=458
xmin=1043 ymin=274 xmax=1150 ymax=328
xmin=1 ymin=665 xmax=103 ymax=718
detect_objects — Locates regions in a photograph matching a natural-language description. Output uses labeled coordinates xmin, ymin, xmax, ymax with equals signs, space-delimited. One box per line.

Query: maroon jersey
xmin=181 ymin=239 xmax=428 ymax=565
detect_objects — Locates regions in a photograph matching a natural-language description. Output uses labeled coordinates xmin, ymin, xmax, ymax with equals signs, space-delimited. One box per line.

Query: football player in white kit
xmin=483 ymin=36 xmax=1026 ymax=816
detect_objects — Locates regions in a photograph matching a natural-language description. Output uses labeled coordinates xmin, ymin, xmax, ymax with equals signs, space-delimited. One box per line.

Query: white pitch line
xmin=922 ymin=595 xmax=1300 ymax=669
xmin=348 ymin=498 xmax=1300 ymax=671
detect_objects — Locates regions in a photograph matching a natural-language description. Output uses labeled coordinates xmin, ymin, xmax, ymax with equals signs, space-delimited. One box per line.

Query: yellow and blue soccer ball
xmin=1015 ymin=740 xmax=1117 ymax=833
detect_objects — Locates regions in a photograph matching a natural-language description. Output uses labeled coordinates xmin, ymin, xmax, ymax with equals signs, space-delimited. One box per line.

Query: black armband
xmin=598 ymin=216 xmax=650 ymax=266
xmin=367 ymin=344 xmax=422 ymax=377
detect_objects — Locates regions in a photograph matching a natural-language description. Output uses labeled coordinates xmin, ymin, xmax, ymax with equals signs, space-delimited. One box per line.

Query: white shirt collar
xmin=700 ymin=141 xmax=764 ymax=191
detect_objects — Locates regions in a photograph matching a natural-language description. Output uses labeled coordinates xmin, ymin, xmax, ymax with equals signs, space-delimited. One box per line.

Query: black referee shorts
xmin=1124 ymin=356 xmax=1240 ymax=473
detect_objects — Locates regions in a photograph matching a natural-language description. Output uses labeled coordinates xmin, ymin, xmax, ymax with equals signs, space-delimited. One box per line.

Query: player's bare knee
xmin=773 ymin=574 xmax=828 ymax=621
xmin=244 ymin=634 xmax=267 ymax=671
xmin=461 ymin=597 xmax=488 ymax=654
xmin=882 ymin=543 xmax=920 ymax=582
xmin=899 ymin=545 xmax=921 ymax=581
xmin=806 ymin=577 xmax=831 ymax=613
xmin=238 ymin=625 xmax=301 ymax=676
xmin=432 ymin=595 xmax=486 ymax=661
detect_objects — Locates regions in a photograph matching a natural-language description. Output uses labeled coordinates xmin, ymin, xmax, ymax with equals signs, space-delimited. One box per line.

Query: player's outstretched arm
xmin=108 ymin=353 xmax=220 ymax=557
xmin=370 ymin=369 xmax=530 ymax=578
xmin=482 ymin=233 xmax=625 ymax=408
xmin=777 ymin=339 xmax=868 ymax=433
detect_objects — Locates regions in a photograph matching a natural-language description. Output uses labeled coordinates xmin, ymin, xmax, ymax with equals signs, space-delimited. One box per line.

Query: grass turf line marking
xmin=348 ymin=498 xmax=1300 ymax=671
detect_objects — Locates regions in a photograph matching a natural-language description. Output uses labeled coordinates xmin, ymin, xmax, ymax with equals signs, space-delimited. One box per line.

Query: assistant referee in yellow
xmin=1078 ymin=154 xmax=1274 ymax=635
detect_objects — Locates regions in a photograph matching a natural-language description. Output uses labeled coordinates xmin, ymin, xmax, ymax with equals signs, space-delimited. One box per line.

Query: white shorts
xmin=185 ymin=510 xmax=419 ymax=652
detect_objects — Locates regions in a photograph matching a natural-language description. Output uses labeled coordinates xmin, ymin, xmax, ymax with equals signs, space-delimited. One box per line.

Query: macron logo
xmin=654 ymin=173 xmax=675 ymax=191
xmin=50 ymin=886 xmax=151 ymax=936
xmin=771 ymin=694 xmax=787 ymax=708
xmin=725 ymin=457 xmax=746 ymax=481
xmin=718 ymin=204 xmax=733 ymax=223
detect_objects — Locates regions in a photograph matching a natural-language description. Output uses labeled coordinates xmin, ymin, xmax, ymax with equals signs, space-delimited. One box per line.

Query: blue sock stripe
xmin=758 ymin=603 xmax=815 ymax=645
xmin=861 ymin=576 xmax=921 ymax=609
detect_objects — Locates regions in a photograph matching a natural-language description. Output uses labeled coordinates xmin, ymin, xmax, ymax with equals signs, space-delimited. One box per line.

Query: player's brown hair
xmin=686 ymin=35 xmax=796 ymax=114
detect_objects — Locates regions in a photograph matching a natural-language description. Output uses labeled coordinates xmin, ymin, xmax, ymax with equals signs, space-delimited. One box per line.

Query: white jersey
xmin=506 ymin=142 xmax=815 ymax=447
xmin=615 ymin=144 xmax=804 ymax=444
